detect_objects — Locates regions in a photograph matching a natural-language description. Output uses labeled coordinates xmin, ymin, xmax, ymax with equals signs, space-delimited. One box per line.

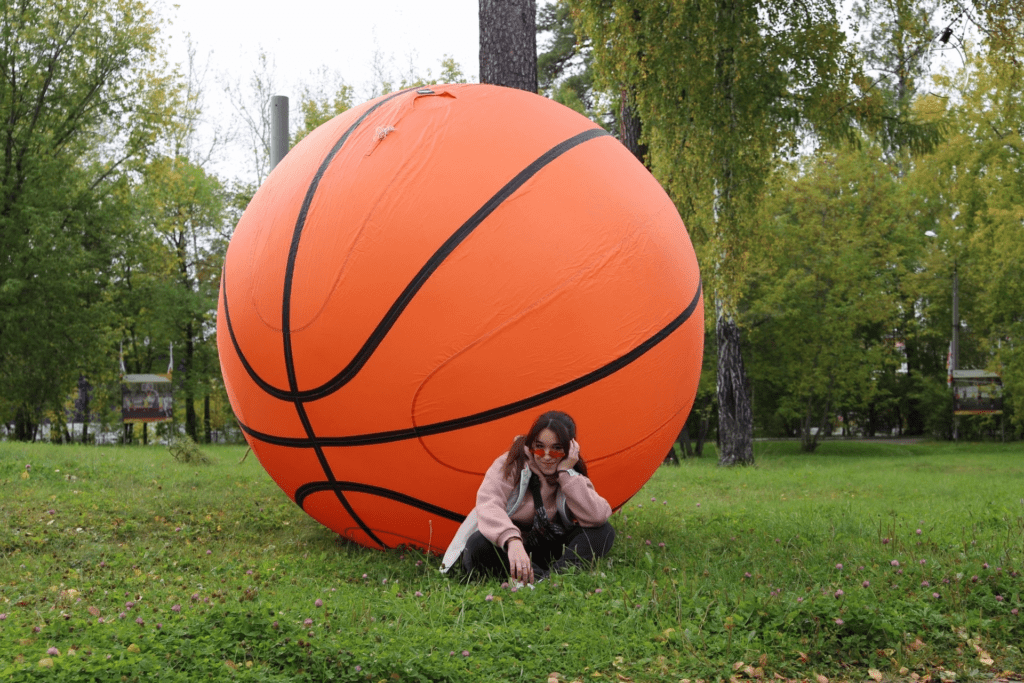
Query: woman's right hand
xmin=505 ymin=538 xmax=534 ymax=584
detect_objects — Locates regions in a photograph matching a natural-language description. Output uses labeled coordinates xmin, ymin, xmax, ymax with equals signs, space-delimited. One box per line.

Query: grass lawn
xmin=0 ymin=439 xmax=1022 ymax=682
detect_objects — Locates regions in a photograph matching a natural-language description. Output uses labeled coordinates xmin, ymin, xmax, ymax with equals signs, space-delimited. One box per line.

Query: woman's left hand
xmin=558 ymin=439 xmax=580 ymax=472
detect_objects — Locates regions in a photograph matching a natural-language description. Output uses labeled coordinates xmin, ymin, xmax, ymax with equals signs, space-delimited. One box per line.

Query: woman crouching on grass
xmin=441 ymin=410 xmax=615 ymax=584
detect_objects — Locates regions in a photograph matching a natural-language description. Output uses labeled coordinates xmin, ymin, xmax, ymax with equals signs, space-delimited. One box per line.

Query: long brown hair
xmin=502 ymin=410 xmax=588 ymax=483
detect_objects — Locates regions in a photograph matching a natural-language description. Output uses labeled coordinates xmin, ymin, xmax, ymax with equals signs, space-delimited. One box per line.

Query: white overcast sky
xmin=160 ymin=0 xmax=482 ymax=179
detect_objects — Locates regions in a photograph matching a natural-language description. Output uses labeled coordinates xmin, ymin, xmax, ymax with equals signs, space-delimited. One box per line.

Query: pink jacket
xmin=475 ymin=452 xmax=613 ymax=551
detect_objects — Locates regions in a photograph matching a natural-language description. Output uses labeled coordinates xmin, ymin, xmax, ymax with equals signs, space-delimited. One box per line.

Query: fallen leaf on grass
xmin=978 ymin=653 xmax=994 ymax=666
xmin=87 ymin=606 xmax=100 ymax=617
xmin=734 ymin=662 xmax=746 ymax=671
xmin=225 ymin=660 xmax=237 ymax=670
xmin=868 ymin=668 xmax=883 ymax=682
xmin=908 ymin=639 xmax=926 ymax=651
xmin=798 ymin=653 xmax=809 ymax=664
xmin=816 ymin=674 xmax=829 ymax=683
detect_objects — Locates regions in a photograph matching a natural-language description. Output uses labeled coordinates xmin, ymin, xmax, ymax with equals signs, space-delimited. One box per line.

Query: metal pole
xmin=951 ymin=260 xmax=959 ymax=374
xmin=270 ymin=95 xmax=289 ymax=171
xmin=952 ymin=259 xmax=959 ymax=442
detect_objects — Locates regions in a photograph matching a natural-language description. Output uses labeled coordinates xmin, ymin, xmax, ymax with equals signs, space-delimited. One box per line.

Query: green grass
xmin=1 ymin=440 xmax=1022 ymax=682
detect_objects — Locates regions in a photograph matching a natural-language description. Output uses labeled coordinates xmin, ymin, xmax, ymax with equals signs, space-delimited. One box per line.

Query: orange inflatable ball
xmin=217 ymin=84 xmax=703 ymax=552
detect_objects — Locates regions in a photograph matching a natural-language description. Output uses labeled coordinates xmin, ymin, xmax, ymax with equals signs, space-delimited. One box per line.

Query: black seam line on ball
xmin=293 ymin=481 xmax=467 ymax=522
xmin=219 ymin=90 xmax=417 ymax=403
xmin=236 ymin=278 xmax=702 ymax=449
xmin=220 ymin=271 xmax=265 ymax=393
xmin=228 ymin=126 xmax=612 ymax=403
xmin=281 ymin=89 xmax=417 ymax=551
xmin=293 ymin=399 xmax=387 ymax=548
xmin=282 ymin=87 xmax=418 ymax=396
xmin=291 ymin=127 xmax=611 ymax=402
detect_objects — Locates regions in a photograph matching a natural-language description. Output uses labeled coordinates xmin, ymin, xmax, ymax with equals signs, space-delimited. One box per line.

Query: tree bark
xmin=479 ymin=0 xmax=538 ymax=93
xmin=78 ymin=375 xmax=90 ymax=444
xmin=619 ymin=88 xmax=649 ymax=167
xmin=14 ymin=403 xmax=35 ymax=442
xmin=716 ymin=316 xmax=754 ymax=466
xmin=185 ymin=322 xmax=198 ymax=441
xmin=204 ymin=393 xmax=212 ymax=444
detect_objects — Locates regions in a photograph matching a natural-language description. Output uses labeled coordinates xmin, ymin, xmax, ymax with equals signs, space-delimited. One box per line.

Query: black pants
xmin=461 ymin=522 xmax=615 ymax=579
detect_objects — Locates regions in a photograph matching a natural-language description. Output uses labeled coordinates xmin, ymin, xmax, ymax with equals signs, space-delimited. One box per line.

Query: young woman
xmin=440 ymin=411 xmax=615 ymax=583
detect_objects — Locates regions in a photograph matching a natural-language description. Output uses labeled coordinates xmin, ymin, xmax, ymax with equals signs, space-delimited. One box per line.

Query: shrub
xmin=167 ymin=434 xmax=211 ymax=465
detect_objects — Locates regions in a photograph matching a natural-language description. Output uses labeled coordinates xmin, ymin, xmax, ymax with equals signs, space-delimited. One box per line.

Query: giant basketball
xmin=217 ymin=84 xmax=703 ymax=552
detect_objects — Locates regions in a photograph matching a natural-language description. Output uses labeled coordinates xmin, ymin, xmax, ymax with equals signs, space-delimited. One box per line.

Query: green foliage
xmin=1 ymin=442 xmax=1022 ymax=682
xmin=748 ymin=146 xmax=915 ymax=447
xmin=849 ymin=0 xmax=946 ymax=159
xmin=574 ymin=0 xmax=862 ymax=305
xmin=167 ymin=435 xmax=210 ymax=465
xmin=0 ymin=0 xmax=174 ymax=437
xmin=907 ymin=41 xmax=1024 ymax=433
xmin=537 ymin=1 xmax=614 ymax=130
xmin=291 ymin=67 xmax=356 ymax=146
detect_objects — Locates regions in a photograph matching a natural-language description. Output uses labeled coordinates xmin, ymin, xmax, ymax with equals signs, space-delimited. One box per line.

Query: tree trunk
xmin=185 ymin=322 xmax=198 ymax=441
xmin=204 ymin=393 xmax=212 ymax=444
xmin=79 ymin=375 xmax=90 ymax=444
xmin=695 ymin=410 xmax=709 ymax=456
xmin=14 ymin=403 xmax=35 ymax=442
xmin=619 ymin=88 xmax=648 ymax=167
xmin=679 ymin=421 xmax=694 ymax=458
xmin=479 ymin=0 xmax=537 ymax=93
xmin=716 ymin=317 xmax=753 ymax=466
